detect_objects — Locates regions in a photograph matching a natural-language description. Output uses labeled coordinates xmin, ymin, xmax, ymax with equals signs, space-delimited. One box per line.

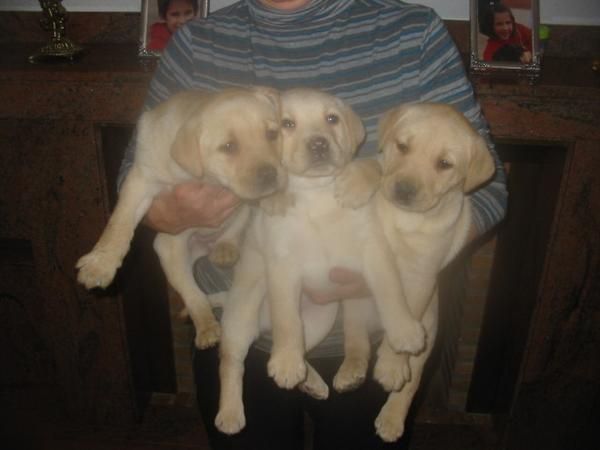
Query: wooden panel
xmin=467 ymin=144 xmax=566 ymax=413
xmin=0 ymin=116 xmax=136 ymax=424
xmin=502 ymin=140 xmax=600 ymax=450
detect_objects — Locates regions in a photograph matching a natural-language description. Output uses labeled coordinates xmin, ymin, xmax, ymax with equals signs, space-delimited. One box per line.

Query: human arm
xmin=418 ymin=10 xmax=508 ymax=237
xmin=142 ymin=182 xmax=240 ymax=234
xmin=117 ymin=25 xmax=243 ymax=234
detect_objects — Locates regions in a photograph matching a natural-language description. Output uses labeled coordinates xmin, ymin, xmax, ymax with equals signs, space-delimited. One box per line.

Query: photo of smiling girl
xmin=148 ymin=0 xmax=200 ymax=51
xmin=479 ymin=0 xmax=533 ymax=64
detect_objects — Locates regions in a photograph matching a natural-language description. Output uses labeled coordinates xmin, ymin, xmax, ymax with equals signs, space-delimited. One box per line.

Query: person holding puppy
xmin=119 ymin=0 xmax=508 ymax=449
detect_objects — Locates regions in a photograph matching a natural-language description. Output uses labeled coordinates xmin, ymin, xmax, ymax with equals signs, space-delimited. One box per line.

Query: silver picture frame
xmin=139 ymin=0 xmax=209 ymax=58
xmin=470 ymin=0 xmax=541 ymax=80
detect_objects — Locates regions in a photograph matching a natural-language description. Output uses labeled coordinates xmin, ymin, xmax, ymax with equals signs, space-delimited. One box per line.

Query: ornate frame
xmin=469 ymin=0 xmax=541 ymax=81
xmin=139 ymin=0 xmax=209 ymax=58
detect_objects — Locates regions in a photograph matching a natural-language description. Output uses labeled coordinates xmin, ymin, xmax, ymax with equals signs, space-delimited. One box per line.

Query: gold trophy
xmin=29 ymin=0 xmax=84 ymax=63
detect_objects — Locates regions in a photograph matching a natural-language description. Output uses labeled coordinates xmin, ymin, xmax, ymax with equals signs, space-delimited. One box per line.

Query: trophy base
xmin=29 ymin=40 xmax=84 ymax=64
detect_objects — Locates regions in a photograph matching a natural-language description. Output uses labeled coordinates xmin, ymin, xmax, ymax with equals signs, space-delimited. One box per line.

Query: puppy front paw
xmin=386 ymin=319 xmax=426 ymax=355
xmin=333 ymin=356 xmax=368 ymax=393
xmin=76 ymin=250 xmax=121 ymax=289
xmin=260 ymin=191 xmax=295 ymax=216
xmin=193 ymin=318 xmax=221 ymax=349
xmin=374 ymin=352 xmax=411 ymax=392
xmin=267 ymin=351 xmax=307 ymax=389
xmin=334 ymin=159 xmax=381 ymax=209
xmin=209 ymin=241 xmax=240 ymax=268
xmin=215 ymin=406 xmax=246 ymax=435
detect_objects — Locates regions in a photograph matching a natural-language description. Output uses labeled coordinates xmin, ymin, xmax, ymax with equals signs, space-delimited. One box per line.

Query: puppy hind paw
xmin=332 ymin=357 xmax=368 ymax=393
xmin=373 ymin=354 xmax=411 ymax=392
xmin=209 ymin=241 xmax=240 ymax=268
xmin=215 ymin=408 xmax=246 ymax=435
xmin=299 ymin=377 xmax=329 ymax=400
xmin=375 ymin=413 xmax=405 ymax=443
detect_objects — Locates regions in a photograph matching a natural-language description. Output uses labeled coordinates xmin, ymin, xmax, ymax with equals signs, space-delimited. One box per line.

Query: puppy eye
xmin=220 ymin=141 xmax=238 ymax=154
xmin=266 ymin=129 xmax=279 ymax=141
xmin=396 ymin=142 xmax=409 ymax=154
xmin=282 ymin=119 xmax=295 ymax=129
xmin=326 ymin=114 xmax=339 ymax=125
xmin=437 ymin=158 xmax=453 ymax=170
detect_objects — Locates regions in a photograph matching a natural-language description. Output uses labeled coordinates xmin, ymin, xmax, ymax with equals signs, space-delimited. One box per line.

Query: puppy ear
xmin=252 ymin=86 xmax=281 ymax=116
xmin=378 ymin=105 xmax=408 ymax=150
xmin=338 ymin=100 xmax=365 ymax=151
xmin=464 ymin=134 xmax=496 ymax=192
xmin=171 ymin=122 xmax=204 ymax=178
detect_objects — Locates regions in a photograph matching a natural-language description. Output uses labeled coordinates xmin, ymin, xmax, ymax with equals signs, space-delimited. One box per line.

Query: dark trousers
xmin=193 ymin=345 xmax=413 ymax=450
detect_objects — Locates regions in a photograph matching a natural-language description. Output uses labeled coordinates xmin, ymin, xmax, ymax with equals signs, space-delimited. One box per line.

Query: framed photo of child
xmin=470 ymin=0 xmax=541 ymax=80
xmin=139 ymin=0 xmax=209 ymax=57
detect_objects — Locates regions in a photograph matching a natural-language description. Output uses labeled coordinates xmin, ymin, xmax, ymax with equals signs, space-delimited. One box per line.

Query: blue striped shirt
xmin=122 ymin=0 xmax=507 ymax=234
xmin=119 ymin=0 xmax=508 ymax=357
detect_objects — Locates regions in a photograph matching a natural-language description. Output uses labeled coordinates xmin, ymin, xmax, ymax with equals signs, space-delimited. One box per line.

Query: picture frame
xmin=469 ymin=0 xmax=541 ymax=80
xmin=0 ymin=0 xmax=140 ymax=11
xmin=139 ymin=0 xmax=209 ymax=58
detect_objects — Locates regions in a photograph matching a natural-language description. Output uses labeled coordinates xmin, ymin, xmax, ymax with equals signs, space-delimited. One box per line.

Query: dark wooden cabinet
xmin=1 ymin=44 xmax=598 ymax=448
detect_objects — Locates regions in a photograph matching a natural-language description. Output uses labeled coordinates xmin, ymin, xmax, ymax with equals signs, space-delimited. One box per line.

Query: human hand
xmin=143 ymin=182 xmax=240 ymax=234
xmin=304 ymin=267 xmax=371 ymax=304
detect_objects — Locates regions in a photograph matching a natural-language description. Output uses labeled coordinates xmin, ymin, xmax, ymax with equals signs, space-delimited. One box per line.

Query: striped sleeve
xmin=117 ymin=25 xmax=200 ymax=189
xmin=418 ymin=11 xmax=508 ymax=235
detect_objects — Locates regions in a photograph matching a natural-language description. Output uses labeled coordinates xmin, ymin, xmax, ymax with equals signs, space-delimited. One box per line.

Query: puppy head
xmin=378 ymin=103 xmax=495 ymax=212
xmin=171 ymin=86 xmax=286 ymax=200
xmin=279 ymin=88 xmax=365 ymax=177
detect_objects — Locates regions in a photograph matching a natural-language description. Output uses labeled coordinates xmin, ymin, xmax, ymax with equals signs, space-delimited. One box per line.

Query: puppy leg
xmin=76 ymin=167 xmax=159 ymax=288
xmin=215 ymin=246 xmax=266 ymax=434
xmin=154 ymin=231 xmax=220 ymax=349
xmin=373 ymin=339 xmax=411 ymax=392
xmin=209 ymin=205 xmax=251 ymax=268
xmin=334 ymin=159 xmax=382 ymax=209
xmin=299 ymin=363 xmax=329 ymax=400
xmin=363 ymin=240 xmax=425 ymax=355
xmin=375 ymin=293 xmax=438 ymax=442
xmin=267 ymin=264 xmax=306 ymax=389
xmin=333 ymin=299 xmax=371 ymax=393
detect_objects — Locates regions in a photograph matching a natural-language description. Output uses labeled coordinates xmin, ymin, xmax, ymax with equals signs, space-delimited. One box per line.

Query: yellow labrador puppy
xmin=76 ymin=87 xmax=286 ymax=349
xmin=368 ymin=103 xmax=496 ymax=441
xmin=214 ymin=88 xmax=426 ymax=435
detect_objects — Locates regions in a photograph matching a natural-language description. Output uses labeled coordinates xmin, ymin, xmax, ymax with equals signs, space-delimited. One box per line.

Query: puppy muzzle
xmin=393 ymin=180 xmax=417 ymax=206
xmin=307 ymin=135 xmax=330 ymax=164
xmin=256 ymin=163 xmax=278 ymax=188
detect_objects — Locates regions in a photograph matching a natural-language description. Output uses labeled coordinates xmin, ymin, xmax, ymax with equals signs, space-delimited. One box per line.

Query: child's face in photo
xmin=493 ymin=12 xmax=514 ymax=41
xmin=164 ymin=0 xmax=196 ymax=33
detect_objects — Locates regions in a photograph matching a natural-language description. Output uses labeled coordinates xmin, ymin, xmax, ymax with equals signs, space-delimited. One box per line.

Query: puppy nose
xmin=394 ymin=181 xmax=417 ymax=204
xmin=308 ymin=136 xmax=329 ymax=161
xmin=257 ymin=164 xmax=278 ymax=188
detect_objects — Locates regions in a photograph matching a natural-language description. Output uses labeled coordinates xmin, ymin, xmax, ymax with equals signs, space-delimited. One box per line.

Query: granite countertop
xmin=1 ymin=43 xmax=598 ymax=101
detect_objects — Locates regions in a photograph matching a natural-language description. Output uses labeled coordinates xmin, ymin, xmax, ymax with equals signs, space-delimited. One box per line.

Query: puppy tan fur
xmin=214 ymin=88 xmax=426 ymax=435
xmin=365 ymin=103 xmax=495 ymax=441
xmin=76 ymin=87 xmax=286 ymax=349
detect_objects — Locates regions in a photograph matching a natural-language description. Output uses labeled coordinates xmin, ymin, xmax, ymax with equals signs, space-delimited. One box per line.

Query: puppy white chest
xmin=265 ymin=186 xmax=370 ymax=290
